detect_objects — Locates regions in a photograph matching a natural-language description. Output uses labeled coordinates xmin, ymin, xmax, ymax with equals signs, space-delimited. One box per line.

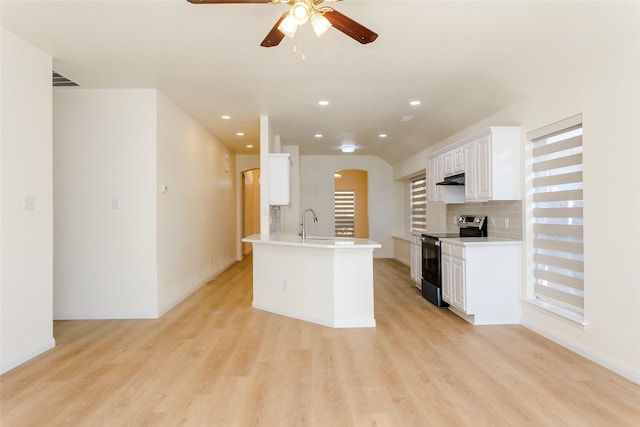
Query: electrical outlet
xmin=282 ymin=280 xmax=288 ymax=292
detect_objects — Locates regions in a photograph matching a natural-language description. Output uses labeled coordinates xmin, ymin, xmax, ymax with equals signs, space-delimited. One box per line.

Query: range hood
xmin=436 ymin=173 xmax=465 ymax=186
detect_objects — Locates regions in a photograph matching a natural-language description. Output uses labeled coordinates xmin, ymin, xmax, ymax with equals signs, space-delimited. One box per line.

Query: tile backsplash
xmin=446 ymin=201 xmax=522 ymax=240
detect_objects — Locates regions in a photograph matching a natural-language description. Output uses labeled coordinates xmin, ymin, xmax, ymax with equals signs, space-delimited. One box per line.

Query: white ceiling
xmin=2 ymin=0 xmax=638 ymax=165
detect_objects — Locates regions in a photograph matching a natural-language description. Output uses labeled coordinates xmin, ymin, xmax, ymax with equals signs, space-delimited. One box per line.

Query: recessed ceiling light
xmin=221 ymin=115 xmax=231 ymax=119
xmin=410 ymin=100 xmax=421 ymax=106
xmin=400 ymin=115 xmax=414 ymax=122
xmin=341 ymin=146 xmax=356 ymax=153
xmin=236 ymin=132 xmax=245 ymax=136
xmin=379 ymin=133 xmax=388 ymax=138
xmin=246 ymin=144 xmax=254 ymax=148
xmin=318 ymin=100 xmax=329 ymax=106
xmin=314 ymin=134 xmax=323 ymax=138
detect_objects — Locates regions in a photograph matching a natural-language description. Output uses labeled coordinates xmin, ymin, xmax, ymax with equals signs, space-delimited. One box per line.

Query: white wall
xmin=0 ymin=28 xmax=55 ymax=373
xmin=156 ymin=92 xmax=236 ymax=315
xmin=394 ymin=39 xmax=640 ymax=383
xmin=300 ymin=155 xmax=403 ymax=258
xmin=53 ymin=89 xmax=158 ymax=318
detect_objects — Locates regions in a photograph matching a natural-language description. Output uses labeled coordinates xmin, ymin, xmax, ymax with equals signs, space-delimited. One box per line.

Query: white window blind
xmin=410 ymin=175 xmax=427 ymax=233
xmin=530 ymin=119 xmax=584 ymax=318
xmin=335 ymin=190 xmax=355 ymax=237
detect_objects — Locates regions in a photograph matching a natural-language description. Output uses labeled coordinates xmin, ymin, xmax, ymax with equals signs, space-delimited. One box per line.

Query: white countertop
xmin=439 ymin=237 xmax=522 ymax=246
xmin=243 ymin=233 xmax=382 ymax=249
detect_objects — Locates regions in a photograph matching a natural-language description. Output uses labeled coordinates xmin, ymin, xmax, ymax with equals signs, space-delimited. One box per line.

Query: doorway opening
xmin=334 ymin=169 xmax=369 ymax=238
xmin=242 ymin=168 xmax=260 ymax=255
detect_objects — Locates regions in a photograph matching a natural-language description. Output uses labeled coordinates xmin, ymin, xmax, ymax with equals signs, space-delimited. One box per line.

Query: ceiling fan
xmin=186 ymin=0 xmax=378 ymax=48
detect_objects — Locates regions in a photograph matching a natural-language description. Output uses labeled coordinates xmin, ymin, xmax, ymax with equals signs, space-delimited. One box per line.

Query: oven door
xmin=421 ymin=235 xmax=441 ymax=286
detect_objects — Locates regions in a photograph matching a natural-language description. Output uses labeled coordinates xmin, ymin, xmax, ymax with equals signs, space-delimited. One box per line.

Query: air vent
xmin=52 ymin=71 xmax=78 ymax=87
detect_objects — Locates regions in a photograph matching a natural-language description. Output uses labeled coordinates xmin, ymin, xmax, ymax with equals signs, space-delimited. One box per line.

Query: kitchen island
xmin=242 ymin=234 xmax=381 ymax=328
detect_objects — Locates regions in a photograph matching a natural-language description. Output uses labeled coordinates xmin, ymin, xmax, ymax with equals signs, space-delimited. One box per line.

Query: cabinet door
xmin=453 ymin=147 xmax=464 ymax=173
xmin=268 ymin=153 xmax=291 ymax=205
xmin=452 ymin=257 xmax=466 ymax=312
xmin=443 ymin=151 xmax=454 ymax=176
xmin=410 ymin=243 xmax=421 ymax=284
xmin=441 ymin=254 xmax=452 ymax=303
xmin=475 ymin=135 xmax=492 ymax=200
xmin=463 ymin=142 xmax=477 ymax=200
xmin=427 ymin=157 xmax=437 ymax=203
xmin=435 ymin=155 xmax=445 ymax=202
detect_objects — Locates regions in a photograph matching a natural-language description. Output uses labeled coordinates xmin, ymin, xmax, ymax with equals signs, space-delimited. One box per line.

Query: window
xmin=335 ymin=190 xmax=355 ymax=237
xmin=528 ymin=115 xmax=584 ymax=322
xmin=410 ymin=175 xmax=427 ymax=233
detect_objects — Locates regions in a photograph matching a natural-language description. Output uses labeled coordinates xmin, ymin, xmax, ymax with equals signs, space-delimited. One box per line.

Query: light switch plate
xmin=24 ymin=195 xmax=35 ymax=210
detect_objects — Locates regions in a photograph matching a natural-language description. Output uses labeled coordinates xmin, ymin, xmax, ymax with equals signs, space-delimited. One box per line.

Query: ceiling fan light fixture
xmin=310 ymin=12 xmax=332 ymax=37
xmin=278 ymin=15 xmax=298 ymax=38
xmin=290 ymin=1 xmax=310 ymax=25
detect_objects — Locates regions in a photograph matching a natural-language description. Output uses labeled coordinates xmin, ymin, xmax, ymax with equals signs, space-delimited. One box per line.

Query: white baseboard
xmin=521 ymin=320 xmax=640 ymax=385
xmin=157 ymin=259 xmax=237 ymax=317
xmin=1 ymin=337 xmax=56 ymax=375
xmin=393 ymin=256 xmax=411 ymax=267
xmin=54 ymin=311 xmax=158 ymax=320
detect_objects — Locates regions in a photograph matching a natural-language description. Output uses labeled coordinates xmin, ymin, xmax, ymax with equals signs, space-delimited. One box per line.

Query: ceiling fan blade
xmin=260 ymin=13 xmax=288 ymax=47
xmin=186 ymin=0 xmax=272 ymax=4
xmin=324 ymin=9 xmax=378 ymax=44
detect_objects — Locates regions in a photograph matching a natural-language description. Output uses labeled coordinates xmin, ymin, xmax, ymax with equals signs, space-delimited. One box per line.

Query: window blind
xmin=410 ymin=175 xmax=427 ymax=233
xmin=530 ymin=122 xmax=584 ymax=317
xmin=335 ymin=190 xmax=355 ymax=237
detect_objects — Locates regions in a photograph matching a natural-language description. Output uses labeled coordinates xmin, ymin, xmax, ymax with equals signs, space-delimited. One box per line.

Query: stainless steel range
xmin=421 ymin=215 xmax=488 ymax=307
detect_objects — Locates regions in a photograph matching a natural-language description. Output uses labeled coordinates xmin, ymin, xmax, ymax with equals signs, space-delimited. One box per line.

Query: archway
xmin=242 ymin=168 xmax=260 ymax=255
xmin=334 ymin=169 xmax=369 ymax=238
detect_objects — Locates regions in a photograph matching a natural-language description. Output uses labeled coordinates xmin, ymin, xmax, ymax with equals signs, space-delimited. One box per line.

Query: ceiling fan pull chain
xmin=292 ymin=31 xmax=297 ymax=54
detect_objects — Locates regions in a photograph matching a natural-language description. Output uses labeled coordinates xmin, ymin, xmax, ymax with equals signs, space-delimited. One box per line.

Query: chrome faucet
xmin=300 ymin=208 xmax=318 ymax=239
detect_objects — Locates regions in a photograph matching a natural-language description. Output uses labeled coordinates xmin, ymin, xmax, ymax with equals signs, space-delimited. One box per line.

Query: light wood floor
xmin=1 ymin=257 xmax=639 ymax=426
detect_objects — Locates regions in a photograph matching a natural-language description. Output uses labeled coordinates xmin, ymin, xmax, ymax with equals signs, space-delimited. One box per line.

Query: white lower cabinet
xmin=410 ymin=234 xmax=421 ymax=288
xmin=441 ymin=240 xmax=521 ymax=325
xmin=441 ymin=249 xmax=452 ymax=303
xmin=451 ymin=256 xmax=465 ymax=311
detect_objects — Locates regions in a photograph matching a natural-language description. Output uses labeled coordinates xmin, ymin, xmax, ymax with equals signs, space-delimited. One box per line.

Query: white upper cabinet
xmin=427 ymin=154 xmax=464 ymax=204
xmin=268 ymin=153 xmax=291 ymax=205
xmin=428 ymin=126 xmax=520 ymax=204
xmin=464 ymin=127 xmax=521 ymax=202
xmin=453 ymin=147 xmax=464 ymax=173
xmin=444 ymin=147 xmax=464 ymax=177
xmin=427 ymin=155 xmax=444 ymax=202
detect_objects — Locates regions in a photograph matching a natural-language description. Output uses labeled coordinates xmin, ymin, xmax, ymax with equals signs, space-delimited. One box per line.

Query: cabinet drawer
xmin=441 ymin=242 xmax=452 ymax=255
xmin=451 ymin=244 xmax=465 ymax=259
